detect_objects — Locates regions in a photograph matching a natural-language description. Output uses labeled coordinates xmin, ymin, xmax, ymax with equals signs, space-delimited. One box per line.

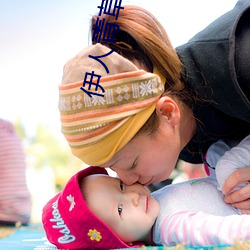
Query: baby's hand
xmin=223 ymin=166 xmax=250 ymax=214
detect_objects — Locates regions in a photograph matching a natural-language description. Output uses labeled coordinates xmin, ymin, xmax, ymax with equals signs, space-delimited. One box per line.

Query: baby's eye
xmin=118 ymin=204 xmax=123 ymax=216
xmin=120 ymin=180 xmax=124 ymax=191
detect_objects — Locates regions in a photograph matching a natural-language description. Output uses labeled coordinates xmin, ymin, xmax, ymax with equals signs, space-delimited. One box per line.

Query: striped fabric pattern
xmin=0 ymin=119 xmax=31 ymax=224
xmin=159 ymin=210 xmax=250 ymax=246
xmin=59 ymin=70 xmax=164 ymax=149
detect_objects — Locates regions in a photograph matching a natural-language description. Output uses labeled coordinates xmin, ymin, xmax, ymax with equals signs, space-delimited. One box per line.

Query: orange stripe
xmin=64 ymin=121 xmax=121 ymax=142
xmin=60 ymin=96 xmax=159 ymax=123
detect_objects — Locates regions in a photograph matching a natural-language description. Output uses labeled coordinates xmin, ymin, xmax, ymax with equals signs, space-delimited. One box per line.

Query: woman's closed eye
xmin=120 ymin=180 xmax=124 ymax=191
xmin=118 ymin=180 xmax=124 ymax=216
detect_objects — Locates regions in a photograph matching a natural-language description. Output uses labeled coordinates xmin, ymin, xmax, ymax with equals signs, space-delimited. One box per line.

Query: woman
xmin=59 ymin=1 xmax=250 ymax=211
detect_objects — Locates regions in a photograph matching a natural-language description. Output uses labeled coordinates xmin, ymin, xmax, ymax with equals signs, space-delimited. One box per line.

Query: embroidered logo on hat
xmin=50 ymin=199 xmax=76 ymax=244
xmin=88 ymin=229 xmax=102 ymax=242
xmin=67 ymin=194 xmax=76 ymax=211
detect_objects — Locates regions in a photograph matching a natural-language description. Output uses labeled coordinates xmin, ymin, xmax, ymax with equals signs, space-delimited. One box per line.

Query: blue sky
xmin=0 ymin=0 xmax=238 ymax=139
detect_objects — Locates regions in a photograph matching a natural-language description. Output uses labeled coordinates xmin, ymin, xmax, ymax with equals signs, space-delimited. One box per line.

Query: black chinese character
xmin=88 ymin=49 xmax=114 ymax=74
xmin=92 ymin=18 xmax=119 ymax=44
xmin=98 ymin=0 xmax=124 ymax=20
xmin=80 ymin=71 xmax=105 ymax=97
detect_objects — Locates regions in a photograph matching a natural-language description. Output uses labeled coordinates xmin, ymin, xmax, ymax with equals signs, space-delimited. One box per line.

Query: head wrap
xmin=42 ymin=166 xmax=142 ymax=249
xmin=59 ymin=43 xmax=165 ymax=165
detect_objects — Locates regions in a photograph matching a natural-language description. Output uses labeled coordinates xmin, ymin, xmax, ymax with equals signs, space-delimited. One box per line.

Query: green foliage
xmin=27 ymin=124 xmax=69 ymax=169
xmin=14 ymin=120 xmax=85 ymax=191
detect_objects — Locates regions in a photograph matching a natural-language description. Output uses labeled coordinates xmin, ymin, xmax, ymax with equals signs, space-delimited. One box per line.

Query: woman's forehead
xmin=101 ymin=135 xmax=148 ymax=168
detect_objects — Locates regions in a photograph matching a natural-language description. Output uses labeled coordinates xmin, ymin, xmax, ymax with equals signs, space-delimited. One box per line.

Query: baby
xmin=42 ymin=135 xmax=250 ymax=249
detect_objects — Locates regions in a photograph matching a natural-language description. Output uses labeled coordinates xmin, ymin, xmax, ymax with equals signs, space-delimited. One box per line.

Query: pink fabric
xmin=159 ymin=210 xmax=250 ymax=246
xmin=0 ymin=119 xmax=31 ymax=224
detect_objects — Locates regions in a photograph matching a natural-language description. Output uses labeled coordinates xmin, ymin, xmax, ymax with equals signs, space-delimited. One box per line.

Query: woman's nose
xmin=112 ymin=168 xmax=139 ymax=185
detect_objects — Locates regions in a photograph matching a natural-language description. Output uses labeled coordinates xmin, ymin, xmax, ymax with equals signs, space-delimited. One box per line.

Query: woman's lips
xmin=143 ymin=177 xmax=154 ymax=186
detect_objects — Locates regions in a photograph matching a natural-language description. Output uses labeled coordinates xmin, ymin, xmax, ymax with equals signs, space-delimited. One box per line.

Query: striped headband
xmin=59 ymin=44 xmax=165 ymax=165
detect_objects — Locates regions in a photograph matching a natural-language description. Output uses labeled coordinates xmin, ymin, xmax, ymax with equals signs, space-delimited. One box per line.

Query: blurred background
xmin=0 ymin=0 xmax=238 ymax=223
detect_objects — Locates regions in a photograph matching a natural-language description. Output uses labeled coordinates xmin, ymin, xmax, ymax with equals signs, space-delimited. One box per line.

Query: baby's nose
xmin=126 ymin=191 xmax=140 ymax=206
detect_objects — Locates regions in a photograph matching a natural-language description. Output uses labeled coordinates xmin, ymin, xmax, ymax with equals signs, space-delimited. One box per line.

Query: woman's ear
xmin=156 ymin=96 xmax=180 ymax=126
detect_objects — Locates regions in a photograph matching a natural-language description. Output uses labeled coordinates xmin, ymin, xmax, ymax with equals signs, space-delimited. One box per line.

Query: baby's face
xmin=84 ymin=174 xmax=160 ymax=244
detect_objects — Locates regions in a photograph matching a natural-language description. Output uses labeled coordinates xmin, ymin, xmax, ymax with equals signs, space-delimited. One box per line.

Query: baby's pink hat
xmin=42 ymin=166 xmax=142 ymax=249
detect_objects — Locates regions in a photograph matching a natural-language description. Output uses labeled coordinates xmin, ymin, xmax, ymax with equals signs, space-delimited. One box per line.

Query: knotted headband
xmin=59 ymin=43 xmax=165 ymax=165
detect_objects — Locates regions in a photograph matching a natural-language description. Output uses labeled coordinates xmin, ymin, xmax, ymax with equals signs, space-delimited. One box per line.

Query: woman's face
xmin=100 ymin=118 xmax=182 ymax=186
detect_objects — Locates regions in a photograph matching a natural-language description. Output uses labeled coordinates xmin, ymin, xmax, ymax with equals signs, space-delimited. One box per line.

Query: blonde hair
xmin=90 ymin=5 xmax=193 ymax=135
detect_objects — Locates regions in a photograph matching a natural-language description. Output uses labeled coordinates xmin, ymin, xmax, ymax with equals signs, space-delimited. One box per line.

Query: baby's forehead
xmin=82 ymin=175 xmax=122 ymax=200
xmin=82 ymin=174 xmax=120 ymax=185
xmin=80 ymin=174 xmax=118 ymax=200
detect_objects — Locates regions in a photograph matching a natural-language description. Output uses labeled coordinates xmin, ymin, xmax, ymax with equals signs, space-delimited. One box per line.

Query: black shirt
xmin=176 ymin=0 xmax=250 ymax=163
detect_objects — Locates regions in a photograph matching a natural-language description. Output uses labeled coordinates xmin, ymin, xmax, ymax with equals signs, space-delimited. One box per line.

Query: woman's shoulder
xmin=176 ymin=0 xmax=250 ymax=123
